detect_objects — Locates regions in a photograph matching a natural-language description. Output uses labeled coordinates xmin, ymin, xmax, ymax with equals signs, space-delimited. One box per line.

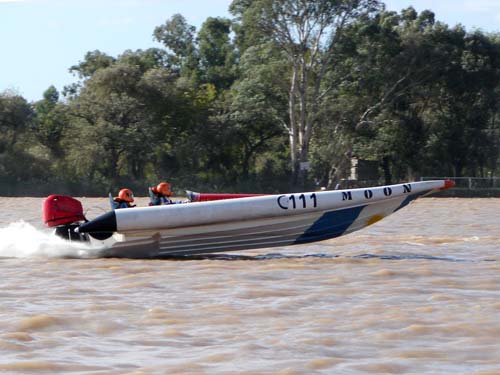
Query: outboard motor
xmin=42 ymin=195 xmax=89 ymax=242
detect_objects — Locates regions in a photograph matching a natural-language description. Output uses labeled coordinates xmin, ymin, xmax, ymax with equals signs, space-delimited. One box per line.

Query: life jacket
xmin=113 ymin=198 xmax=133 ymax=209
xmin=149 ymin=187 xmax=172 ymax=205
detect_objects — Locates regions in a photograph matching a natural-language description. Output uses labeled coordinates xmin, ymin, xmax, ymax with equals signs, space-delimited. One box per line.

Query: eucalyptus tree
xmin=153 ymin=14 xmax=199 ymax=78
xmin=329 ymin=8 xmax=446 ymax=183
xmin=225 ymin=42 xmax=289 ymax=183
xmin=230 ymin=0 xmax=382 ymax=187
xmin=346 ymin=8 xmax=441 ymax=129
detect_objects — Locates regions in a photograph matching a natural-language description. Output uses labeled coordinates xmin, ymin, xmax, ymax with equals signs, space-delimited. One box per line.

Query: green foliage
xmin=70 ymin=50 xmax=115 ymax=79
xmin=153 ymin=14 xmax=199 ymax=76
xmin=0 ymin=3 xmax=499 ymax=195
xmin=33 ymin=86 xmax=68 ymax=158
xmin=198 ymin=17 xmax=237 ymax=90
xmin=322 ymin=8 xmax=500 ymax=183
xmin=0 ymin=91 xmax=33 ymax=153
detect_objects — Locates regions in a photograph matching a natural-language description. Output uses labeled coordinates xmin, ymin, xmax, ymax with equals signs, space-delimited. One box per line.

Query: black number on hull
xmin=299 ymin=194 xmax=306 ymax=208
xmin=277 ymin=194 xmax=318 ymax=210
xmin=310 ymin=193 xmax=317 ymax=207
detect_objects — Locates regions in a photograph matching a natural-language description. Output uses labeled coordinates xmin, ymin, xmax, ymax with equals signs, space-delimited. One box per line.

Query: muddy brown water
xmin=0 ymin=197 xmax=498 ymax=374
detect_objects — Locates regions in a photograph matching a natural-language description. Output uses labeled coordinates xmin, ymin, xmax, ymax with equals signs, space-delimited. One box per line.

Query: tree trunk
xmin=289 ymin=66 xmax=299 ymax=184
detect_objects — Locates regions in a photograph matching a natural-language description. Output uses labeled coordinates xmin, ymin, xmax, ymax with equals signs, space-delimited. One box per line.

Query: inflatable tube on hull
xmin=76 ymin=180 xmax=454 ymax=257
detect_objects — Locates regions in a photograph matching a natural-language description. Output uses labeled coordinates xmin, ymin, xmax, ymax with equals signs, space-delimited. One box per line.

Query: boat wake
xmin=0 ymin=221 xmax=101 ymax=259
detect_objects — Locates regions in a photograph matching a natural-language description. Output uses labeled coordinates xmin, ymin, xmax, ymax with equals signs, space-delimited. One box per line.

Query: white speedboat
xmin=42 ymin=180 xmax=454 ymax=258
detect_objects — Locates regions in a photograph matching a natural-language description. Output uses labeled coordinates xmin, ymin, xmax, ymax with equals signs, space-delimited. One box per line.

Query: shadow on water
xmin=163 ymin=252 xmax=475 ymax=262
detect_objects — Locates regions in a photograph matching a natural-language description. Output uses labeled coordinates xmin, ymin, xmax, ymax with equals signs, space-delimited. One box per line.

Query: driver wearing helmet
xmin=113 ymin=188 xmax=136 ymax=209
xmin=149 ymin=181 xmax=173 ymax=206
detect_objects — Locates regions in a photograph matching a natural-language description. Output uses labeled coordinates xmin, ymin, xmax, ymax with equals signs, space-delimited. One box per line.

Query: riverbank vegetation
xmin=1 ymin=0 xmax=499 ymax=196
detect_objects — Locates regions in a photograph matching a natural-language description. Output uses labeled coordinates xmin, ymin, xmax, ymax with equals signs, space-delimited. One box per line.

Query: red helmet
xmin=156 ymin=182 xmax=172 ymax=197
xmin=118 ymin=188 xmax=134 ymax=203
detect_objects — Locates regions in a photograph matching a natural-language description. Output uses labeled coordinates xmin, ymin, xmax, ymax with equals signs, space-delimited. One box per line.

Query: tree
xmin=0 ymin=91 xmax=51 ymax=192
xmin=230 ymin=0 xmax=382 ymax=188
xmin=70 ymin=50 xmax=115 ymax=79
xmin=198 ymin=17 xmax=237 ymax=90
xmin=422 ymin=29 xmax=500 ymax=177
xmin=66 ymin=62 xmax=163 ymax=189
xmin=329 ymin=8 xmax=446 ymax=183
xmin=33 ymin=86 xmax=68 ymax=158
xmin=0 ymin=91 xmax=33 ymax=153
xmin=153 ymin=14 xmax=199 ymax=76
xmin=228 ymin=43 xmax=289 ymax=182
xmin=334 ymin=9 xmax=500 ymax=182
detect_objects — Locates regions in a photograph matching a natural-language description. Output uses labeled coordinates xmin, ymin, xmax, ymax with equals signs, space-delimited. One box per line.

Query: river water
xmin=0 ymin=197 xmax=498 ymax=375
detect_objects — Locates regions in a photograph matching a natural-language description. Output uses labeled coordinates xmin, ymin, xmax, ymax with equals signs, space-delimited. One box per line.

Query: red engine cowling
xmin=43 ymin=195 xmax=86 ymax=227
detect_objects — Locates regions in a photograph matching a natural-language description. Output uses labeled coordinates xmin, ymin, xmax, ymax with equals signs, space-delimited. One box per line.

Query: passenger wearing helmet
xmin=149 ymin=182 xmax=173 ymax=206
xmin=113 ymin=188 xmax=136 ymax=209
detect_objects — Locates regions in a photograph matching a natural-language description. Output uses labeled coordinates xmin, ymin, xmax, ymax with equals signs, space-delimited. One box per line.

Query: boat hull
xmin=79 ymin=180 xmax=453 ymax=258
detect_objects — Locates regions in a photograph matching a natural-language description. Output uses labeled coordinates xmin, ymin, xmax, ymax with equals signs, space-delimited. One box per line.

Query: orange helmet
xmin=118 ymin=188 xmax=134 ymax=203
xmin=156 ymin=182 xmax=172 ymax=196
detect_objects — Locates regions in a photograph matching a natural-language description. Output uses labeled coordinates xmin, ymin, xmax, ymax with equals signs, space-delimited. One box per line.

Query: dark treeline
xmin=1 ymin=1 xmax=499 ymax=196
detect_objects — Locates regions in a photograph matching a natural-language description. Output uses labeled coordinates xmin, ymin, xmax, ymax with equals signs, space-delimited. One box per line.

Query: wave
xmin=0 ymin=221 xmax=100 ymax=259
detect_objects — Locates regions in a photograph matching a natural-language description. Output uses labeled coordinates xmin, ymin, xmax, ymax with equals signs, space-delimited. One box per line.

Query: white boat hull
xmin=77 ymin=180 xmax=453 ymax=258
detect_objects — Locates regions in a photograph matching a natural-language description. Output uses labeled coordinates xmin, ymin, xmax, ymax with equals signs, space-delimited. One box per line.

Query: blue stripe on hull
xmin=294 ymin=205 xmax=365 ymax=244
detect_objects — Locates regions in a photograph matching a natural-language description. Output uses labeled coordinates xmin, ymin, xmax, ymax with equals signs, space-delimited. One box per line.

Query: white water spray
xmin=0 ymin=221 xmax=102 ymax=258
